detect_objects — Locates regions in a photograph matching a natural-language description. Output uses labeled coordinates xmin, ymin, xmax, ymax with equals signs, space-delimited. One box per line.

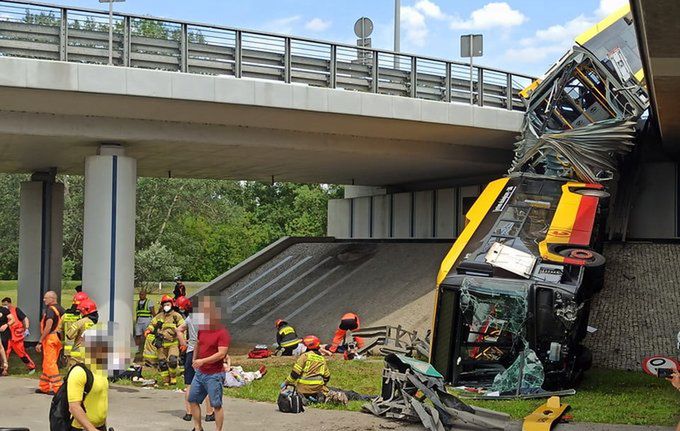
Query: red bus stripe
xmin=569 ymin=195 xmax=598 ymax=245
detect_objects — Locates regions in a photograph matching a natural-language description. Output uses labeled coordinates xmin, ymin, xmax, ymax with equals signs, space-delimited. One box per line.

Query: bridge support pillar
xmin=18 ymin=171 xmax=64 ymax=342
xmin=82 ymin=145 xmax=136 ymax=337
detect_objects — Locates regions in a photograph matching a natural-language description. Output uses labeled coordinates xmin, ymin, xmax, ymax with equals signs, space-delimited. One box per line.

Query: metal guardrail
xmin=0 ymin=0 xmax=535 ymax=110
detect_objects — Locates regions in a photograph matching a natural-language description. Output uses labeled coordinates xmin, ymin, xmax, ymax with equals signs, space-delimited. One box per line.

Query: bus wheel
xmin=573 ymin=188 xmax=610 ymax=199
xmin=559 ymin=248 xmax=605 ymax=267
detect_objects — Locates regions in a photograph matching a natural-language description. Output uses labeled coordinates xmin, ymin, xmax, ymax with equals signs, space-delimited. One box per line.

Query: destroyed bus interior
xmin=430 ymin=175 xmax=607 ymax=392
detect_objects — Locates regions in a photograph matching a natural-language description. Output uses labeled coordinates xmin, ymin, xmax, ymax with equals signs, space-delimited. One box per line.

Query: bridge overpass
xmin=0 ymin=0 xmax=533 ymax=336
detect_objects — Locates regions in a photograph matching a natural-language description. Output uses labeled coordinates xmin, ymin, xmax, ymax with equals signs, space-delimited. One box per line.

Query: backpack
xmin=277 ymin=389 xmax=305 ymax=413
xmin=49 ymin=363 xmax=94 ymax=431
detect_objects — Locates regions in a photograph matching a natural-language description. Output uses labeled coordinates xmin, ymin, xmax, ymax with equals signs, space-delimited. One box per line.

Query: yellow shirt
xmin=67 ymin=366 xmax=109 ymax=429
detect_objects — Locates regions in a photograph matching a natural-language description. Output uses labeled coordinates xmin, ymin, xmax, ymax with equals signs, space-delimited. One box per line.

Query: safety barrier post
xmin=59 ymin=8 xmax=67 ymax=61
xmin=180 ymin=23 xmax=188 ymax=72
xmin=234 ymin=30 xmax=242 ymax=78
xmin=371 ymin=51 xmax=379 ymax=93
xmin=445 ymin=62 xmax=452 ymax=102
xmin=122 ymin=16 xmax=130 ymax=67
xmin=284 ymin=37 xmax=291 ymax=83
xmin=329 ymin=44 xmax=337 ymax=89
xmin=477 ymin=67 xmax=484 ymax=106
xmin=410 ymin=56 xmax=417 ymax=98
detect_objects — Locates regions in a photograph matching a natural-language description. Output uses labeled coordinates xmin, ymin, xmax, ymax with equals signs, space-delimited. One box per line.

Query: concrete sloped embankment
xmin=194 ymin=237 xmax=451 ymax=347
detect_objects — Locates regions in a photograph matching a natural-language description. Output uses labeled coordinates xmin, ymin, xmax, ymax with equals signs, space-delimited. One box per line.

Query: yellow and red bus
xmin=430 ymin=173 xmax=608 ymax=389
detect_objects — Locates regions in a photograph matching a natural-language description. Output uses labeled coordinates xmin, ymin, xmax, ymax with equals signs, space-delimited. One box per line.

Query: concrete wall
xmin=327 ymin=185 xmax=483 ymax=239
xmin=628 ymin=161 xmax=679 ymax=238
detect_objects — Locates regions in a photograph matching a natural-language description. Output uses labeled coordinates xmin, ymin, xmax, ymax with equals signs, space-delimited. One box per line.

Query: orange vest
xmin=8 ymin=306 xmax=25 ymax=340
xmin=41 ymin=305 xmax=62 ymax=335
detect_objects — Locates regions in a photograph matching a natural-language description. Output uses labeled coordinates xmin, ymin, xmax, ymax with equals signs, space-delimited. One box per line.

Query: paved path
xmin=0 ymin=377 xmax=673 ymax=431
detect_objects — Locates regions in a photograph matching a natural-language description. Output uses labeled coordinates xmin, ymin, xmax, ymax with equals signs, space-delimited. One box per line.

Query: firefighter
xmin=1 ymin=297 xmax=35 ymax=373
xmin=329 ymin=312 xmax=364 ymax=354
xmin=283 ymin=335 xmax=347 ymax=404
xmin=61 ymin=291 xmax=87 ymax=362
xmin=66 ymin=298 xmax=99 ymax=367
xmin=274 ymin=319 xmax=301 ymax=356
xmin=36 ymin=291 xmax=64 ymax=395
xmin=173 ymin=276 xmax=186 ymax=299
xmin=144 ymin=295 xmax=187 ymax=385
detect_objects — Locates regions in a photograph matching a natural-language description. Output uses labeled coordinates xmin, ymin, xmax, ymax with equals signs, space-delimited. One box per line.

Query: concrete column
xmin=18 ymin=171 xmax=64 ymax=342
xmin=82 ymin=145 xmax=136 ymax=336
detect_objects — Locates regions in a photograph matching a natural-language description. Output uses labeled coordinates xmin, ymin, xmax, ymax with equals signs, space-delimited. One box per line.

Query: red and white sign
xmin=641 ymin=356 xmax=679 ymax=376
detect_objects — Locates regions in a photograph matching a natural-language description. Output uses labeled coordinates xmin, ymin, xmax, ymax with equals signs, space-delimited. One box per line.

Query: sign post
xmin=354 ymin=17 xmax=374 ymax=66
xmin=99 ymin=0 xmax=126 ymax=65
xmin=460 ymin=34 xmax=483 ymax=104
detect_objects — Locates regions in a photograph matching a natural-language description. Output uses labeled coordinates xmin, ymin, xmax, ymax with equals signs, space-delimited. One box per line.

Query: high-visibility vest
xmin=8 ymin=306 xmax=26 ymax=341
xmin=136 ymin=299 xmax=152 ymax=319
xmin=277 ymin=325 xmax=301 ymax=348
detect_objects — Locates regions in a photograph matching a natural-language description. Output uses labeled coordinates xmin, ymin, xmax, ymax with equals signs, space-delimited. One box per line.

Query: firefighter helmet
xmin=302 ymin=335 xmax=321 ymax=350
xmin=176 ymin=296 xmax=192 ymax=312
xmin=73 ymin=292 xmax=89 ymax=305
xmin=77 ymin=299 xmax=97 ymax=316
xmin=160 ymin=295 xmax=174 ymax=306
xmin=275 ymin=319 xmax=287 ymax=328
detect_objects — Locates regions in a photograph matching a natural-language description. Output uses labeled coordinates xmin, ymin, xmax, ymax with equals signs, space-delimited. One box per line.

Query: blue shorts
xmin=184 ymin=351 xmax=195 ymax=385
xmin=188 ymin=369 xmax=224 ymax=408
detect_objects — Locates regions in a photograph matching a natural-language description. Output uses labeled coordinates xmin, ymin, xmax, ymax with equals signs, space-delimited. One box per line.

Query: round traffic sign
xmin=641 ymin=355 xmax=679 ymax=376
xmin=354 ymin=17 xmax=374 ymax=38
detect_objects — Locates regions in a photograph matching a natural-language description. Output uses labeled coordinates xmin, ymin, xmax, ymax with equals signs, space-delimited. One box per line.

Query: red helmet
xmin=160 ymin=295 xmax=174 ymax=306
xmin=73 ymin=292 xmax=89 ymax=305
xmin=302 ymin=335 xmax=321 ymax=350
xmin=176 ymin=296 xmax=192 ymax=312
xmin=275 ymin=319 xmax=286 ymax=328
xmin=77 ymin=299 xmax=97 ymax=316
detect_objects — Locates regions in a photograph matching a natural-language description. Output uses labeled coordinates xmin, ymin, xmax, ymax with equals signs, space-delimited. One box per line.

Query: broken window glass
xmin=490 ymin=349 xmax=545 ymax=393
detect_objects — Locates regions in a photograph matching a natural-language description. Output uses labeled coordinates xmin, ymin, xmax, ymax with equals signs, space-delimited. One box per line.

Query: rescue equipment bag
xmin=277 ymin=389 xmax=304 ymax=414
xmin=49 ymin=363 xmax=94 ymax=431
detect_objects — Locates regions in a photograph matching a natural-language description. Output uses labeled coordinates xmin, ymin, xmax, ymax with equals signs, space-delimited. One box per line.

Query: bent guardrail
xmin=0 ymin=0 xmax=535 ymax=110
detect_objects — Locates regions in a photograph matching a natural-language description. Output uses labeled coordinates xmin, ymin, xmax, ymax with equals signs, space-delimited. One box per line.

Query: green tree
xmin=134 ymin=241 xmax=180 ymax=291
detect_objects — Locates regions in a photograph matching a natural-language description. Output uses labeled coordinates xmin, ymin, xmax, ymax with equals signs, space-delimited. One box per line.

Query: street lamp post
xmin=99 ymin=0 xmax=125 ymax=65
xmin=394 ymin=0 xmax=400 ymax=69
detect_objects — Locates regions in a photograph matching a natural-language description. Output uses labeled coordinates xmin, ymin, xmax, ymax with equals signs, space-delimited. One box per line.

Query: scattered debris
xmin=363 ymin=354 xmax=509 ymax=431
xmin=522 ymin=396 xmax=570 ymax=431
xmin=352 ymin=325 xmax=430 ymax=359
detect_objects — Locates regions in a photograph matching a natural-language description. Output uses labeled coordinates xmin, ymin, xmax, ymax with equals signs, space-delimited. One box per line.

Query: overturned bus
xmin=430 ymin=174 xmax=608 ymax=390
xmin=429 ymin=4 xmax=648 ymax=392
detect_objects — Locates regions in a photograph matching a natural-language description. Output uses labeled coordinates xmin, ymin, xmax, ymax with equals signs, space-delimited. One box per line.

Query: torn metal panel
xmin=364 ymin=354 xmax=510 ymax=431
xmin=485 ymin=242 xmax=537 ymax=278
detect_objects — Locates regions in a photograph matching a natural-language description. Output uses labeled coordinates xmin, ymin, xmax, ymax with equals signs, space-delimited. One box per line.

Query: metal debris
xmin=363 ymin=354 xmax=510 ymax=431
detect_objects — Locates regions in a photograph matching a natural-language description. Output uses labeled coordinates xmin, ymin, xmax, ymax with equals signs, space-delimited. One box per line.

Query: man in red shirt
xmin=188 ymin=296 xmax=230 ymax=431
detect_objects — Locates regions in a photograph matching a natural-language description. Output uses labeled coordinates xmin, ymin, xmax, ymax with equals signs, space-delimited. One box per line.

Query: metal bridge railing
xmin=0 ymin=0 xmax=535 ymax=111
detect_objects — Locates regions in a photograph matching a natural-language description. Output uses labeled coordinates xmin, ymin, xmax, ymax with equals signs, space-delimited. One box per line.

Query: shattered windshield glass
xmin=458 ymin=277 xmax=544 ymax=392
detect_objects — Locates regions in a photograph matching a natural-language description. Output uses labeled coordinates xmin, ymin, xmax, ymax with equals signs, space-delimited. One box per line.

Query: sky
xmin=41 ymin=0 xmax=629 ymax=76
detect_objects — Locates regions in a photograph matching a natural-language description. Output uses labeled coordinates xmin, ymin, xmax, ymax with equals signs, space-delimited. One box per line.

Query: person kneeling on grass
xmin=282 ymin=335 xmax=350 ymax=405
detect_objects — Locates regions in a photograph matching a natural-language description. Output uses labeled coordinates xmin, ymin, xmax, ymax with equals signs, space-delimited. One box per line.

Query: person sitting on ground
xmin=223 ymin=354 xmax=266 ymax=388
xmin=274 ymin=319 xmax=302 ymax=356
